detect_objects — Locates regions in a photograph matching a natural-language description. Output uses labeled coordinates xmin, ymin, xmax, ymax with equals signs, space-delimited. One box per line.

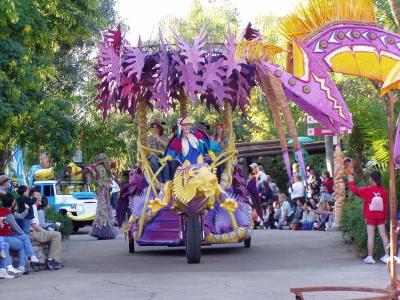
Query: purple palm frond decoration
xmin=223 ymin=31 xmax=244 ymax=79
xmin=152 ymin=36 xmax=172 ymax=112
xmin=173 ymin=25 xmax=207 ymax=73
xmin=123 ymin=42 xmax=145 ymax=82
xmin=96 ymin=26 xmax=124 ymax=118
xmin=173 ymin=52 xmax=201 ymax=103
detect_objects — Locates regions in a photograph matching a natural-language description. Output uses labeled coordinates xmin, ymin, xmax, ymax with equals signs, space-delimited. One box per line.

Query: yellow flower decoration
xmin=220 ymin=198 xmax=238 ymax=213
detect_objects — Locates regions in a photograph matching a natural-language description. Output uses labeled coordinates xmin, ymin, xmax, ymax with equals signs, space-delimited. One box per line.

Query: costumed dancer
xmin=147 ymin=119 xmax=170 ymax=183
xmin=163 ymin=116 xmax=218 ymax=179
xmin=87 ymin=153 xmax=118 ymax=240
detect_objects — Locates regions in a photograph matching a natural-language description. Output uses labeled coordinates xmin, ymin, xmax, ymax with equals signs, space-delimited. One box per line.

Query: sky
xmin=115 ymin=0 xmax=298 ymax=42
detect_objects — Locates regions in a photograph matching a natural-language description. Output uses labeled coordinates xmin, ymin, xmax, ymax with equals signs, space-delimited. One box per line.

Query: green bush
xmin=45 ymin=208 xmax=73 ymax=239
xmin=341 ymin=197 xmax=385 ymax=258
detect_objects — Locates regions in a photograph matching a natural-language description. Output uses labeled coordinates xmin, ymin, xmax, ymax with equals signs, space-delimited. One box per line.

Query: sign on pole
xmin=307 ymin=127 xmax=352 ymax=136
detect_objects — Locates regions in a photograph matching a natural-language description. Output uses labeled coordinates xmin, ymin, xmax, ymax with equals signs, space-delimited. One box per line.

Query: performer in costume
xmin=87 ymin=153 xmax=118 ymax=240
xmin=163 ymin=116 xmax=218 ymax=180
xmin=147 ymin=119 xmax=170 ymax=183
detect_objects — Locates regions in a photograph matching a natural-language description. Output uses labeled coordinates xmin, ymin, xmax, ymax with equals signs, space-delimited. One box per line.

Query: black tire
xmin=72 ymin=222 xmax=80 ymax=233
xmin=244 ymin=237 xmax=251 ymax=248
xmin=185 ymin=216 xmax=201 ymax=264
xmin=129 ymin=236 xmax=135 ymax=253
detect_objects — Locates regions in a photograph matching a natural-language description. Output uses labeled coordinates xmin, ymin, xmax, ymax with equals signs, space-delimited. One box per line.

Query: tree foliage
xmin=0 ymin=0 xmax=117 ymax=171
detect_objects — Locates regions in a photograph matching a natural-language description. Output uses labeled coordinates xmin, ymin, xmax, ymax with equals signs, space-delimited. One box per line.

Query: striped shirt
xmin=4 ymin=212 xmax=26 ymax=235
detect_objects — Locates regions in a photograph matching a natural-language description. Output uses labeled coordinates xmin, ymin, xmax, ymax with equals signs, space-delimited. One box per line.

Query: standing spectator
xmin=110 ymin=179 xmax=120 ymax=211
xmin=301 ymin=202 xmax=318 ymax=230
xmin=249 ymin=163 xmax=267 ymax=189
xmin=289 ymin=175 xmax=305 ymax=205
xmin=291 ymin=163 xmax=301 ymax=182
xmin=277 ymin=193 xmax=292 ymax=229
xmin=30 ymin=189 xmax=64 ymax=270
xmin=306 ymin=166 xmax=321 ymax=200
xmin=348 ymin=170 xmax=389 ymax=264
xmin=213 ymin=123 xmax=227 ymax=150
xmin=16 ymin=186 xmax=35 ymax=234
xmin=320 ymin=171 xmax=334 ymax=202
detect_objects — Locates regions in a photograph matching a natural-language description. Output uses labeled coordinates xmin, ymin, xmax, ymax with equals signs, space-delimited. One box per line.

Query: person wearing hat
xmin=0 ymin=175 xmax=9 ymax=196
xmin=147 ymin=119 xmax=169 ymax=184
xmin=163 ymin=116 xmax=213 ymax=179
xmin=86 ymin=154 xmax=118 ymax=240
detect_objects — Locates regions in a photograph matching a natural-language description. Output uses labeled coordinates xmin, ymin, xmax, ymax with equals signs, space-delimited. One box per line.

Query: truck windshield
xmin=56 ymin=184 xmax=89 ymax=195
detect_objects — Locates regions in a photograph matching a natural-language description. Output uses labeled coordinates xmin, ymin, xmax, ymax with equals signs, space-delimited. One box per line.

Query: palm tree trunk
xmin=179 ymin=98 xmax=187 ymax=117
xmin=332 ymin=141 xmax=345 ymax=229
xmin=220 ymin=100 xmax=236 ymax=188
xmin=137 ymin=99 xmax=148 ymax=165
xmin=255 ymin=65 xmax=291 ymax=178
xmin=389 ymin=0 xmax=400 ymax=27
xmin=268 ymin=72 xmax=307 ymax=179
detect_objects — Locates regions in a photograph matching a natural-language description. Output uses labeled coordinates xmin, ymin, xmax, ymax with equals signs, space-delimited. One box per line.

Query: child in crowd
xmin=314 ymin=202 xmax=334 ymax=231
xmin=290 ymin=199 xmax=305 ymax=230
xmin=16 ymin=185 xmax=35 ymax=234
xmin=273 ymin=201 xmax=281 ymax=227
xmin=301 ymin=202 xmax=318 ymax=230
xmin=320 ymin=171 xmax=333 ymax=203
xmin=0 ymin=231 xmax=14 ymax=279
xmin=264 ymin=205 xmax=276 ymax=229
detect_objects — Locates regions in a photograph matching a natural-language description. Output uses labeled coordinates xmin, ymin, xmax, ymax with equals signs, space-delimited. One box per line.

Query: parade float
xmin=94 ymin=17 xmax=352 ymax=263
xmin=279 ymin=0 xmax=400 ymax=297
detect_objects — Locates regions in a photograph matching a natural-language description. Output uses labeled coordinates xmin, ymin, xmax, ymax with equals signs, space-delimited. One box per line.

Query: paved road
xmin=0 ymin=228 xmax=392 ymax=299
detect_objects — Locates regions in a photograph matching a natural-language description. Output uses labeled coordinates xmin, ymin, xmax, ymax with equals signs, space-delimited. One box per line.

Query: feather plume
xmin=280 ymin=0 xmax=376 ymax=41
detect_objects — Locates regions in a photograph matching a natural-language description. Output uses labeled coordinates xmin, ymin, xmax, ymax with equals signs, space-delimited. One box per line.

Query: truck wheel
xmin=185 ymin=216 xmax=201 ymax=264
xmin=244 ymin=237 xmax=251 ymax=248
xmin=73 ymin=222 xmax=80 ymax=233
xmin=129 ymin=236 xmax=135 ymax=253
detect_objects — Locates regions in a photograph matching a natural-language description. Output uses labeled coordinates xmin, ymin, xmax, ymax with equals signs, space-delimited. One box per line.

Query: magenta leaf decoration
xmin=243 ymin=22 xmax=261 ymax=41
xmin=123 ymin=45 xmax=145 ymax=81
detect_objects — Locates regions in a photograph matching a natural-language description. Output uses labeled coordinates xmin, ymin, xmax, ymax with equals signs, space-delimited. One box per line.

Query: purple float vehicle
xmin=95 ymin=23 xmax=352 ymax=263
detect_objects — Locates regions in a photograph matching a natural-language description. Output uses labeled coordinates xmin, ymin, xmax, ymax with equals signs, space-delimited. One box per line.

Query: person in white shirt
xmin=29 ymin=189 xmax=63 ymax=270
xmin=288 ymin=175 xmax=305 ymax=202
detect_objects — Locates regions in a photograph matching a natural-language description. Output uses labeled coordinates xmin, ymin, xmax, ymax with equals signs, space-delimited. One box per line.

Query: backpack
xmin=369 ymin=193 xmax=384 ymax=212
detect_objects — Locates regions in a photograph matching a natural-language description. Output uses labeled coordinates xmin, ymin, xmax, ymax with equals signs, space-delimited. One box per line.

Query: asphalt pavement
xmin=0 ymin=228 xmax=392 ymax=299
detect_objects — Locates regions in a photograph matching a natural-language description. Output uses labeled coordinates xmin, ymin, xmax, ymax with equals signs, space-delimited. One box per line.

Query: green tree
xmin=0 ymin=0 xmax=118 ymax=171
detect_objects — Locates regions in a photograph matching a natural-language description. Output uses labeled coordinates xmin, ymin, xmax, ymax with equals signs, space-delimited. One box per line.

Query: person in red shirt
xmin=348 ymin=170 xmax=389 ymax=264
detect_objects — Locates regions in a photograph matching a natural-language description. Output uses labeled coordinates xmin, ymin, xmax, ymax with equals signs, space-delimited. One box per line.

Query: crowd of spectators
xmin=249 ymin=163 xmax=335 ymax=231
xmin=0 ymin=174 xmax=63 ymax=279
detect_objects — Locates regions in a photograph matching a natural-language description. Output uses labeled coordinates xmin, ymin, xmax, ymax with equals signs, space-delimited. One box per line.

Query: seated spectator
xmin=290 ymin=199 xmax=305 ymax=230
xmin=0 ymin=233 xmax=14 ymax=278
xmin=263 ymin=205 xmax=276 ymax=229
xmin=37 ymin=197 xmax=60 ymax=231
xmin=259 ymin=180 xmax=274 ymax=205
xmin=320 ymin=171 xmax=334 ymax=202
xmin=277 ymin=193 xmax=292 ymax=229
xmin=252 ymin=209 xmax=262 ymax=229
xmin=301 ymin=202 xmax=318 ymax=230
xmin=0 ymin=193 xmax=43 ymax=273
xmin=273 ymin=201 xmax=281 ymax=226
xmin=288 ymin=175 xmax=305 ymax=207
xmin=314 ymin=202 xmax=334 ymax=231
xmin=16 ymin=185 xmax=35 ymax=234
xmin=29 ymin=188 xmax=63 ymax=270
